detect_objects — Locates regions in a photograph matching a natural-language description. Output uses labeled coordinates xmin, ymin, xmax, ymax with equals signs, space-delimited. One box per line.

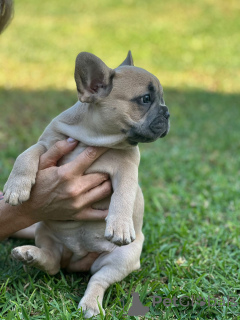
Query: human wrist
xmin=0 ymin=200 xmax=36 ymax=241
xmin=18 ymin=201 xmax=40 ymax=225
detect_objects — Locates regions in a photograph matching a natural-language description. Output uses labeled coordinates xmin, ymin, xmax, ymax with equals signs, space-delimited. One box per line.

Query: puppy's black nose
xmin=164 ymin=111 xmax=170 ymax=119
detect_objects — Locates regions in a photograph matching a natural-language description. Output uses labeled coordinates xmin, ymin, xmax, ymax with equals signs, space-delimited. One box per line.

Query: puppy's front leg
xmin=3 ymin=143 xmax=46 ymax=205
xmin=105 ymin=165 xmax=138 ymax=246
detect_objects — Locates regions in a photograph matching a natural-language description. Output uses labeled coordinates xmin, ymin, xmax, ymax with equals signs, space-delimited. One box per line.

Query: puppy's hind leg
xmin=78 ymin=232 xmax=144 ymax=318
xmin=11 ymin=222 xmax=62 ymax=275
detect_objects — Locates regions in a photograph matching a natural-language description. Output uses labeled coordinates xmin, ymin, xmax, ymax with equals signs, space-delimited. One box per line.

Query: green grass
xmin=0 ymin=0 xmax=240 ymax=319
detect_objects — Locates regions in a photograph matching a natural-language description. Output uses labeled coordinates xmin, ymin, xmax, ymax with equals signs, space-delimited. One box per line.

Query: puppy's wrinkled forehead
xmin=112 ymin=66 xmax=163 ymax=98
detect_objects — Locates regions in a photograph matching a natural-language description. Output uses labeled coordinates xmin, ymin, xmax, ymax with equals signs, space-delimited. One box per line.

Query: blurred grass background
xmin=0 ymin=0 xmax=240 ymax=319
xmin=0 ymin=0 xmax=240 ymax=91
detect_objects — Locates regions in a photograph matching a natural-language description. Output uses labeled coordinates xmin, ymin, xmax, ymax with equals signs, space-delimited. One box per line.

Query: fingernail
xmin=67 ymin=137 xmax=77 ymax=143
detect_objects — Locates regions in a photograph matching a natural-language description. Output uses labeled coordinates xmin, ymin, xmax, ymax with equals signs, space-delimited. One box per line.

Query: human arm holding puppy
xmin=0 ymin=139 xmax=111 ymax=241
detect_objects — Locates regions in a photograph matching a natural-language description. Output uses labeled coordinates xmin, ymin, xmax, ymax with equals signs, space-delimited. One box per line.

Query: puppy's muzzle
xmin=149 ymin=105 xmax=170 ymax=138
xmin=149 ymin=114 xmax=169 ymax=135
xmin=127 ymin=106 xmax=170 ymax=145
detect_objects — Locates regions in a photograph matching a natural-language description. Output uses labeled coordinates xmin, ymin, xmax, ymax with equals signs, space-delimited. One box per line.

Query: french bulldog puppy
xmin=4 ymin=51 xmax=170 ymax=318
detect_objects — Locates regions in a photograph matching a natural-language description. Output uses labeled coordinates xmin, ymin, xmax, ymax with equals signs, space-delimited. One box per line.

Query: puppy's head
xmin=74 ymin=51 xmax=170 ymax=145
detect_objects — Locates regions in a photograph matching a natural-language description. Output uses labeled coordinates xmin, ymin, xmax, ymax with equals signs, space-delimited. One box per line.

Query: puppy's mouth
xmin=127 ymin=119 xmax=169 ymax=145
xmin=127 ymin=128 xmax=169 ymax=145
xmin=160 ymin=130 xmax=168 ymax=138
xmin=127 ymin=135 xmax=155 ymax=145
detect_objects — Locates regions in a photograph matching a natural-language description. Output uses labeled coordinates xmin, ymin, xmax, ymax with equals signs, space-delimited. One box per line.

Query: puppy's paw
xmin=78 ymin=297 xmax=105 ymax=319
xmin=11 ymin=246 xmax=40 ymax=266
xmin=105 ymin=217 xmax=136 ymax=246
xmin=3 ymin=175 xmax=35 ymax=205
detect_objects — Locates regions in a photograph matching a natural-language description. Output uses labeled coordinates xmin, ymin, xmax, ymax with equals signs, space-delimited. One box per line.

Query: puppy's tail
xmin=0 ymin=0 xmax=14 ymax=34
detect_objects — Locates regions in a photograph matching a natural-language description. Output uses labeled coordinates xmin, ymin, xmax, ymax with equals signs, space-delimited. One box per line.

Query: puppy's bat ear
xmin=118 ymin=50 xmax=134 ymax=67
xmin=74 ymin=52 xmax=115 ymax=103
xmin=0 ymin=0 xmax=14 ymax=35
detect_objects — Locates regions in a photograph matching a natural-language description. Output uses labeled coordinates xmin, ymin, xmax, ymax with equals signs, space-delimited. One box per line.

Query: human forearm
xmin=0 ymin=200 xmax=34 ymax=241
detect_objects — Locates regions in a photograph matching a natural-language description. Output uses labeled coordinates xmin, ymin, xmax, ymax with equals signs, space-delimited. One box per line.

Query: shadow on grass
xmin=0 ymin=85 xmax=239 ymax=184
xmin=0 ymin=85 xmax=239 ymax=154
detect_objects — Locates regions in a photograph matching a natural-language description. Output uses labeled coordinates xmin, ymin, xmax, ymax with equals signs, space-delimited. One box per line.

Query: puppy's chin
xmin=160 ymin=124 xmax=170 ymax=138
xmin=127 ymin=137 xmax=152 ymax=146
xmin=159 ymin=130 xmax=168 ymax=138
xmin=127 ymin=122 xmax=170 ymax=145
xmin=127 ymin=132 xmax=167 ymax=145
xmin=127 ymin=136 xmax=155 ymax=145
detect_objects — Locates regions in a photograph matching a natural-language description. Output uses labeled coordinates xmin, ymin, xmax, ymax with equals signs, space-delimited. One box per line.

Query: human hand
xmin=20 ymin=138 xmax=111 ymax=224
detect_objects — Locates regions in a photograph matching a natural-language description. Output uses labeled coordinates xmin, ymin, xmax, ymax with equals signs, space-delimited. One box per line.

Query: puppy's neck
xmin=58 ymin=101 xmax=134 ymax=149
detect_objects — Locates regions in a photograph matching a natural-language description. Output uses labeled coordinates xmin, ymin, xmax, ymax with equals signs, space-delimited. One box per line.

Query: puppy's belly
xmin=44 ymin=220 xmax=116 ymax=258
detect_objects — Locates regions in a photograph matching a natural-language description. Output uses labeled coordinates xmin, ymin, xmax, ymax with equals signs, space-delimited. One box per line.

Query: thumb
xmin=39 ymin=138 xmax=78 ymax=170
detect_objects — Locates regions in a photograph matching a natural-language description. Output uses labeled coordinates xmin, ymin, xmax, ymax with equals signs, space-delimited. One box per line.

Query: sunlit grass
xmin=0 ymin=0 xmax=239 ymax=91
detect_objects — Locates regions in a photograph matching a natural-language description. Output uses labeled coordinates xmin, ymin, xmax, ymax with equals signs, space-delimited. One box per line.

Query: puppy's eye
xmin=141 ymin=94 xmax=151 ymax=104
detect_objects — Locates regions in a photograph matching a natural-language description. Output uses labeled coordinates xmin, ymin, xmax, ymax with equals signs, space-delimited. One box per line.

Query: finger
xmin=62 ymin=146 xmax=108 ymax=176
xmin=77 ymin=174 xmax=110 ymax=193
xmin=74 ymin=208 xmax=108 ymax=221
xmin=82 ymin=180 xmax=112 ymax=207
xmin=39 ymin=138 xmax=78 ymax=170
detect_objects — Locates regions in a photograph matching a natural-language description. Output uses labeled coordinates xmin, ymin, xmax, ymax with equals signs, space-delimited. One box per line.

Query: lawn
xmin=0 ymin=0 xmax=240 ymax=319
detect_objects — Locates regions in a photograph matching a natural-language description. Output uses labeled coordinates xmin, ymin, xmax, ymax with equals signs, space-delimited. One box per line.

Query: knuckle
xmin=66 ymin=185 xmax=79 ymax=198
xmin=84 ymin=147 xmax=98 ymax=161
xmin=58 ymin=168 xmax=70 ymax=181
xmin=70 ymin=199 xmax=80 ymax=210
xmin=53 ymin=141 xmax=64 ymax=154
xmin=42 ymin=158 xmax=55 ymax=168
xmin=101 ymin=180 xmax=112 ymax=194
xmin=91 ymin=173 xmax=108 ymax=185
